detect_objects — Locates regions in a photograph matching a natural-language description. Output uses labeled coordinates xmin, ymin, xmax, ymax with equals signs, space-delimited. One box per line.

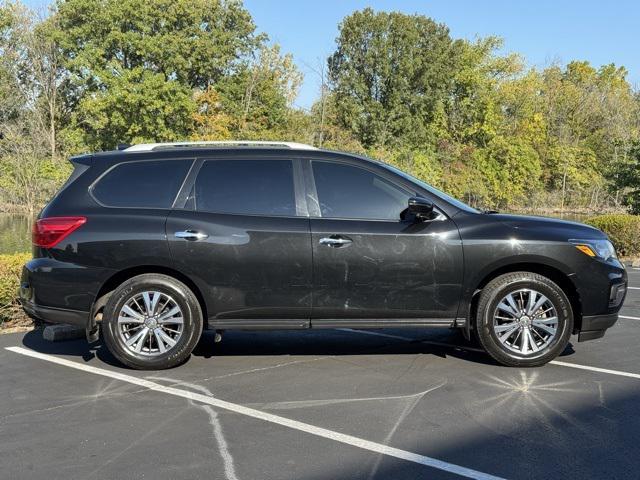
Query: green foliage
xmin=0 ymin=252 xmax=30 ymax=324
xmin=75 ymin=68 xmax=196 ymax=149
xmin=325 ymin=9 xmax=640 ymax=211
xmin=475 ymin=137 xmax=543 ymax=208
xmin=613 ymin=142 xmax=640 ymax=214
xmin=585 ymin=214 xmax=640 ymax=257
xmin=53 ymin=0 xmax=264 ymax=149
xmin=217 ymin=44 xmax=303 ymax=138
xmin=328 ymin=8 xmax=461 ymax=148
xmin=53 ymin=0 xmax=260 ymax=89
xmin=1 ymin=2 xmax=639 ymax=216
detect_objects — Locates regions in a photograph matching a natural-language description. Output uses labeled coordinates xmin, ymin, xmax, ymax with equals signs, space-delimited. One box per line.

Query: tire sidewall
xmin=103 ymin=275 xmax=203 ymax=369
xmin=478 ymin=274 xmax=573 ymax=366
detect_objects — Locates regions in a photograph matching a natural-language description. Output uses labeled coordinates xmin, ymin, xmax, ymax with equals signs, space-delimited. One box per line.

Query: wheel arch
xmin=92 ymin=265 xmax=209 ymax=329
xmin=466 ymin=262 xmax=582 ymax=337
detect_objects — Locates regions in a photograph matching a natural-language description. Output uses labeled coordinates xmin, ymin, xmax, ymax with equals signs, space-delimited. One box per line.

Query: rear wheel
xmin=476 ymin=272 xmax=573 ymax=367
xmin=102 ymin=274 xmax=203 ymax=370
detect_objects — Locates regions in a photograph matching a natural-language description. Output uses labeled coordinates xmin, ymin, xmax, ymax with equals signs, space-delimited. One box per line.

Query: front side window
xmin=312 ymin=161 xmax=410 ymax=220
xmin=91 ymin=159 xmax=192 ymax=208
xmin=194 ymin=159 xmax=296 ymax=216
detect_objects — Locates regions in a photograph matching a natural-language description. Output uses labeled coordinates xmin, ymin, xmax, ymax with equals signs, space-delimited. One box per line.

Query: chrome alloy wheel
xmin=117 ymin=291 xmax=184 ymax=356
xmin=492 ymin=288 xmax=559 ymax=355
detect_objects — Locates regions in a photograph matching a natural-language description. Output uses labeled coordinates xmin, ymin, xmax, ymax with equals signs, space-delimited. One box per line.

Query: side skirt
xmin=311 ymin=318 xmax=459 ymax=329
xmin=207 ymin=318 xmax=465 ymax=330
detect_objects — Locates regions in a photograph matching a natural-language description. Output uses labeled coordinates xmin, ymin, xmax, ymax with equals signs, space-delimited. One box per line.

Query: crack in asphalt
xmin=149 ymin=376 xmax=239 ymax=480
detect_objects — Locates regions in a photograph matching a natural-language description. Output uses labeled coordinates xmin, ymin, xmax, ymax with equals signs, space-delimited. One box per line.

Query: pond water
xmin=0 ymin=214 xmax=32 ymax=254
xmin=0 ymin=211 xmax=595 ymax=255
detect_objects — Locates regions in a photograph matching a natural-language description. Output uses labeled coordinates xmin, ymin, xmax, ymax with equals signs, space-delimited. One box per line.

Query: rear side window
xmin=312 ymin=161 xmax=410 ymax=220
xmin=92 ymin=160 xmax=191 ymax=208
xmin=194 ymin=159 xmax=296 ymax=216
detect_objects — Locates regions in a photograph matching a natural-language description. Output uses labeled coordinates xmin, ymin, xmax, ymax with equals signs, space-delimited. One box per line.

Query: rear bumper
xmin=578 ymin=313 xmax=618 ymax=342
xmin=18 ymin=257 xmax=113 ymax=329
xmin=19 ymin=260 xmax=91 ymax=327
xmin=20 ymin=299 xmax=88 ymax=327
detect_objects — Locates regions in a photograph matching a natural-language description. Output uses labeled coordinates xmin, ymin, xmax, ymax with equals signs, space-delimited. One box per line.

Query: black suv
xmin=20 ymin=141 xmax=627 ymax=369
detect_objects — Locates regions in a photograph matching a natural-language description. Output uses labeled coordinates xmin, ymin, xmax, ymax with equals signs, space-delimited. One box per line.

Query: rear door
xmin=305 ymin=157 xmax=463 ymax=326
xmin=166 ymin=155 xmax=312 ymax=328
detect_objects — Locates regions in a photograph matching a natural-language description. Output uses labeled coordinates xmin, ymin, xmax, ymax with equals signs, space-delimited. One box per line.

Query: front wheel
xmin=476 ymin=272 xmax=573 ymax=367
xmin=102 ymin=274 xmax=203 ymax=370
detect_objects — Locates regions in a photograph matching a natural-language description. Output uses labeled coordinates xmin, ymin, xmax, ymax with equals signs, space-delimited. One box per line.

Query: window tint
xmin=92 ymin=160 xmax=191 ymax=208
xmin=195 ymin=159 xmax=296 ymax=216
xmin=312 ymin=161 xmax=409 ymax=220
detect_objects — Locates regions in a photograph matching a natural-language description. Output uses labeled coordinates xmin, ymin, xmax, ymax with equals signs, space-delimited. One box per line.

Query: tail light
xmin=32 ymin=216 xmax=86 ymax=248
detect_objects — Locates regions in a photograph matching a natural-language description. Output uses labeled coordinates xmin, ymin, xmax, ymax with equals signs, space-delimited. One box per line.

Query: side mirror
xmin=408 ymin=196 xmax=434 ymax=220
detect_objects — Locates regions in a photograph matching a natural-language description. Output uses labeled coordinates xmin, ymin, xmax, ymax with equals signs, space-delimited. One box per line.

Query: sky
xmin=26 ymin=0 xmax=640 ymax=110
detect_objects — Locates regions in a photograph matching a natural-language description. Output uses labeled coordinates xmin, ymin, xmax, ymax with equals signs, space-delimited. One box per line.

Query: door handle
xmin=319 ymin=236 xmax=353 ymax=248
xmin=174 ymin=230 xmax=209 ymax=241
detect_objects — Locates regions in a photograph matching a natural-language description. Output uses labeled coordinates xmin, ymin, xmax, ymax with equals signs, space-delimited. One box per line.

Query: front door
xmin=306 ymin=159 xmax=463 ymax=325
xmin=167 ymin=156 xmax=312 ymax=328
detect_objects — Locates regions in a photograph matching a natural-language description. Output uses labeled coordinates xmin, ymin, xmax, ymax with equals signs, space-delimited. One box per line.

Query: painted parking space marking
xmin=549 ymin=360 xmax=640 ymax=380
xmin=5 ymin=346 xmax=504 ymax=480
xmin=620 ymin=315 xmax=640 ymax=321
xmin=627 ymin=286 xmax=640 ymax=290
xmin=338 ymin=328 xmax=640 ymax=379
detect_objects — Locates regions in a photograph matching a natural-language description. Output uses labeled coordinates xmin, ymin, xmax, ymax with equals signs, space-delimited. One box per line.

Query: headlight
xmin=570 ymin=239 xmax=617 ymax=261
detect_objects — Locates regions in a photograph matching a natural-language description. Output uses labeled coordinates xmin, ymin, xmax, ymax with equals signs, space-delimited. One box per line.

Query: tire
xmin=475 ymin=272 xmax=573 ymax=367
xmin=102 ymin=274 xmax=203 ymax=370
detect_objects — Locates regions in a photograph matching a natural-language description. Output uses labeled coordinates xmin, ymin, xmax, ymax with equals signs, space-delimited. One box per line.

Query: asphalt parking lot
xmin=2 ymin=268 xmax=640 ymax=480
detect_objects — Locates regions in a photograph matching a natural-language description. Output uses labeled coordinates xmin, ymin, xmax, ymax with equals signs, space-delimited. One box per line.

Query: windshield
xmin=381 ymin=163 xmax=481 ymax=214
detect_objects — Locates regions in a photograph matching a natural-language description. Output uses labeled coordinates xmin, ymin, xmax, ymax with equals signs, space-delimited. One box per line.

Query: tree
xmin=190 ymin=86 xmax=233 ymax=141
xmin=51 ymin=0 xmax=263 ymax=149
xmin=615 ymin=142 xmax=640 ymax=214
xmin=219 ymin=43 xmax=303 ymax=137
xmin=328 ymin=8 xmax=461 ymax=148
xmin=0 ymin=3 xmax=24 ymax=125
xmin=0 ymin=1 xmax=69 ymax=215
xmin=74 ymin=67 xmax=195 ymax=147
xmin=0 ymin=123 xmax=64 ymax=216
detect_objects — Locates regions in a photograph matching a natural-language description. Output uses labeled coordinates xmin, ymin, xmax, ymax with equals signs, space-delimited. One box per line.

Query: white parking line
xmin=5 ymin=346 xmax=503 ymax=480
xmin=620 ymin=315 xmax=640 ymax=321
xmin=550 ymin=361 xmax=640 ymax=380
xmin=628 ymin=286 xmax=640 ymax=290
xmin=338 ymin=328 xmax=640 ymax=380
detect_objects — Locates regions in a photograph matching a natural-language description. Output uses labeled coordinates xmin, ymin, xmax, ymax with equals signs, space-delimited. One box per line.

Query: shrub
xmin=0 ymin=252 xmax=31 ymax=326
xmin=585 ymin=214 xmax=640 ymax=258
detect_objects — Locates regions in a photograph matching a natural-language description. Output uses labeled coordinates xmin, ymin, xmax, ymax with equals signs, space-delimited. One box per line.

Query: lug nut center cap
xmin=519 ymin=315 xmax=531 ymax=327
xmin=144 ymin=317 xmax=158 ymax=328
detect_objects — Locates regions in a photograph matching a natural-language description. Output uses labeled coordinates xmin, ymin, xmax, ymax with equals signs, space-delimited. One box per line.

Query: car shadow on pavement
xmin=20 ymin=327 xmax=123 ymax=367
xmin=19 ymin=326 xmax=576 ymax=370
xmin=191 ymin=329 xmax=575 ymax=367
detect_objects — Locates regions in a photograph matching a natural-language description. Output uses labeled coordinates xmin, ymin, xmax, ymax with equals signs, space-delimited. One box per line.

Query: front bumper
xmin=578 ymin=313 xmax=619 ymax=342
xmin=574 ymin=259 xmax=627 ymax=342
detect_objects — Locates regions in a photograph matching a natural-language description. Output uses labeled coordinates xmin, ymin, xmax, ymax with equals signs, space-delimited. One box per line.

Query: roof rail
xmin=124 ymin=140 xmax=318 ymax=152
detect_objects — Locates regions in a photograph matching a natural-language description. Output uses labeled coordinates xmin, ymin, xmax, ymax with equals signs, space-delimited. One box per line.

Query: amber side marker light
xmin=574 ymin=244 xmax=597 ymax=257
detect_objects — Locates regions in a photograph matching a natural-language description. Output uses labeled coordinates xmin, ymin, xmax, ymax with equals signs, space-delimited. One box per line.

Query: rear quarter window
xmin=91 ymin=159 xmax=192 ymax=208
